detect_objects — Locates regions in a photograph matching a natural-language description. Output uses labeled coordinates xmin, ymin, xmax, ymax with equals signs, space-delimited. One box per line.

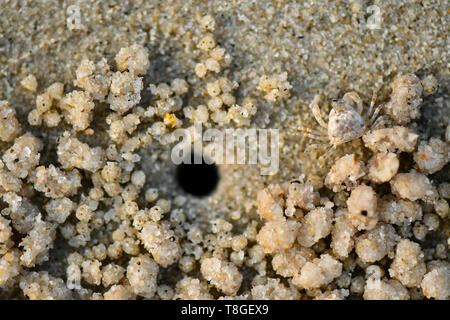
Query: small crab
xmin=299 ymin=91 xmax=384 ymax=158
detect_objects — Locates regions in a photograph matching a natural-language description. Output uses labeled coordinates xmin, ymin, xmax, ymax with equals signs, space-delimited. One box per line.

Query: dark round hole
xmin=361 ymin=210 xmax=368 ymax=216
xmin=176 ymin=153 xmax=219 ymax=197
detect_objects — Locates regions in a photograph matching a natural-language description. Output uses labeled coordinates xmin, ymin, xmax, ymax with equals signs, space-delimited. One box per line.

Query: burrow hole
xmin=175 ymin=153 xmax=219 ymax=197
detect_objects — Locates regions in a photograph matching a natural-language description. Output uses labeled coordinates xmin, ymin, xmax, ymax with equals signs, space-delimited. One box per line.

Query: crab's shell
xmin=328 ymin=108 xmax=365 ymax=146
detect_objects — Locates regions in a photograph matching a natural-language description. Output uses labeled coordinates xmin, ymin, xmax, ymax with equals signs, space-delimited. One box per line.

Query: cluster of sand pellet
xmin=254 ymin=71 xmax=449 ymax=298
xmin=0 ymin=1 xmax=449 ymax=300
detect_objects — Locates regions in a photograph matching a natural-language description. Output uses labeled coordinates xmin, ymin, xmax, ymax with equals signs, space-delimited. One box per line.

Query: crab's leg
xmin=343 ymin=91 xmax=363 ymax=115
xmin=300 ymin=132 xmax=328 ymax=141
xmin=298 ymin=126 xmax=326 ymax=136
xmin=367 ymin=91 xmax=378 ymax=120
xmin=310 ymin=95 xmax=328 ymax=129
xmin=371 ymin=115 xmax=386 ymax=130
xmin=298 ymin=126 xmax=328 ymax=141
xmin=369 ymin=103 xmax=383 ymax=125
xmin=318 ymin=145 xmax=335 ymax=162
xmin=305 ymin=143 xmax=333 ymax=157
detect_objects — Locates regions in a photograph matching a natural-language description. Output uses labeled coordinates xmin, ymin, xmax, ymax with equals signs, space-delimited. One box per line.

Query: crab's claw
xmin=331 ymin=99 xmax=349 ymax=113
xmin=310 ymin=95 xmax=328 ymax=129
